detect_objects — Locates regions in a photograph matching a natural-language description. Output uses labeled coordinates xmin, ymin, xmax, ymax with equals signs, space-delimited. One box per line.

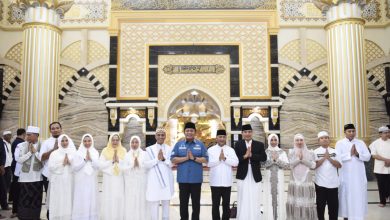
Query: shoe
xmin=10 ymin=213 xmax=18 ymax=218
xmin=378 ymin=204 xmax=385 ymax=207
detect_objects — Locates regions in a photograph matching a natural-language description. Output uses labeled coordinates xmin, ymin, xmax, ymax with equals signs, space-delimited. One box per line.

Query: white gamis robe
xmin=48 ymin=149 xmax=75 ymax=220
xmin=120 ymin=148 xmax=150 ymax=220
xmin=71 ymin=149 xmax=100 ymax=220
xmin=144 ymin=143 xmax=174 ymax=202
xmin=99 ymin=153 xmax=125 ymax=220
xmin=335 ymin=138 xmax=371 ymax=220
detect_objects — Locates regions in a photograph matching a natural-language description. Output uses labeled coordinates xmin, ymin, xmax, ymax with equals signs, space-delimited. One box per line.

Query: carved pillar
xmin=315 ymin=0 xmax=370 ymax=143
xmin=17 ymin=0 xmax=73 ymax=139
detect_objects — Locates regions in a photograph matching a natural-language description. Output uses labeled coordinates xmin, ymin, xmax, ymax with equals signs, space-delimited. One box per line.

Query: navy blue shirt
xmin=171 ymin=139 xmax=208 ymax=183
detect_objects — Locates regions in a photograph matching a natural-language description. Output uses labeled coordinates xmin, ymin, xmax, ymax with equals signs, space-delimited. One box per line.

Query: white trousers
xmin=150 ymin=200 xmax=170 ymax=220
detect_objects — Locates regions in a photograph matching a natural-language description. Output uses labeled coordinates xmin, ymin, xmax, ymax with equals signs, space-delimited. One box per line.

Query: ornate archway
xmin=165 ymin=89 xmax=225 ymax=147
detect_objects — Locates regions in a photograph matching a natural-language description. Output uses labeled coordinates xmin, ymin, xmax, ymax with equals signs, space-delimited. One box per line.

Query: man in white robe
xmin=369 ymin=126 xmax=390 ymax=207
xmin=145 ymin=127 xmax=174 ymax=220
xmin=335 ymin=124 xmax=371 ymax=220
xmin=39 ymin=122 xmax=62 ymax=219
xmin=17 ymin=126 xmax=43 ymax=220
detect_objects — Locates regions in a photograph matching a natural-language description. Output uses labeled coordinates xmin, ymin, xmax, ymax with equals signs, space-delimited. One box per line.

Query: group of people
xmin=0 ymin=122 xmax=175 ymax=220
xmin=0 ymin=120 xmax=388 ymax=220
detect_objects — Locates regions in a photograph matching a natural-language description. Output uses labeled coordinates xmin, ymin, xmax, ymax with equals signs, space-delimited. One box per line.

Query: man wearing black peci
xmin=234 ymin=124 xmax=267 ymax=220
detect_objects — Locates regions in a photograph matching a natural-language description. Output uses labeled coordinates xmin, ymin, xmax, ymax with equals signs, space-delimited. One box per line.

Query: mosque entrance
xmin=165 ymin=90 xmax=225 ymax=147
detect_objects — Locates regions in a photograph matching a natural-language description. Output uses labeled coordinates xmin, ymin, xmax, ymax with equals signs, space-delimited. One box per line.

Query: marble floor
xmin=0 ymin=170 xmax=389 ymax=220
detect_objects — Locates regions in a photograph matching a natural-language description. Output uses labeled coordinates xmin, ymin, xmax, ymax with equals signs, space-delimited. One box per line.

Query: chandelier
xmin=178 ymin=90 xmax=207 ymax=118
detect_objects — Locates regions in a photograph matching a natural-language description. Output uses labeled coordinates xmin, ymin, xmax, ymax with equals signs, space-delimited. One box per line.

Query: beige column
xmin=315 ymin=0 xmax=370 ymax=144
xmin=17 ymin=1 xmax=73 ymax=139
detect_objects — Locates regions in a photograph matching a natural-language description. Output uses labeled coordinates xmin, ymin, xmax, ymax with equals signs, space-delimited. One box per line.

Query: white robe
xmin=335 ymin=138 xmax=371 ymax=220
xmin=48 ymin=150 xmax=74 ymax=220
xmin=144 ymin=143 xmax=174 ymax=201
xmin=237 ymin=165 xmax=261 ymax=220
xmin=120 ymin=149 xmax=150 ymax=220
xmin=72 ymin=153 xmax=100 ymax=220
xmin=99 ymin=154 xmax=125 ymax=220
xmin=261 ymin=148 xmax=289 ymax=220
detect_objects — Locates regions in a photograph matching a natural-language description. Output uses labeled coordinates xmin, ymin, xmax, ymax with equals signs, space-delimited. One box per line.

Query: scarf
xmin=102 ymin=133 xmax=126 ymax=175
xmin=57 ymin=134 xmax=76 ymax=155
xmin=267 ymin=133 xmax=281 ymax=151
xmin=77 ymin=134 xmax=99 ymax=175
xmin=291 ymin=133 xmax=311 ymax=184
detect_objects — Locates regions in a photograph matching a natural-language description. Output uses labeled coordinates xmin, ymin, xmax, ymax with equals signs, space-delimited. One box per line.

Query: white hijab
xmin=267 ymin=133 xmax=280 ymax=151
xmin=77 ymin=134 xmax=99 ymax=161
xmin=128 ymin=135 xmax=143 ymax=159
xmin=57 ymin=134 xmax=76 ymax=155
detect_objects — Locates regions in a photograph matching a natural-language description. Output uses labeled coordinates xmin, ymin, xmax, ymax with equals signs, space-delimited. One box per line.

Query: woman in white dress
xmin=72 ymin=134 xmax=100 ymax=220
xmin=120 ymin=135 xmax=150 ymax=220
xmin=48 ymin=134 xmax=76 ymax=220
xmin=286 ymin=134 xmax=317 ymax=220
xmin=99 ymin=133 xmax=126 ymax=220
xmin=262 ymin=133 xmax=289 ymax=220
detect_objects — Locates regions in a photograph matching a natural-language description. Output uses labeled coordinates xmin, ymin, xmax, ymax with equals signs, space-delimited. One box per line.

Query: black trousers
xmin=10 ymin=175 xmax=19 ymax=214
xmin=376 ymin=173 xmax=390 ymax=205
xmin=211 ymin=186 xmax=231 ymax=220
xmin=179 ymin=183 xmax=202 ymax=220
xmin=315 ymin=184 xmax=338 ymax=220
xmin=4 ymin=167 xmax=12 ymax=191
xmin=0 ymin=172 xmax=8 ymax=209
xmin=42 ymin=175 xmax=50 ymax=219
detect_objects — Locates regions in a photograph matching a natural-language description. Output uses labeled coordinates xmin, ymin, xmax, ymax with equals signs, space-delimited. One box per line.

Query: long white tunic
xmin=48 ymin=150 xmax=74 ymax=220
xmin=144 ymin=143 xmax=174 ymax=201
xmin=237 ymin=140 xmax=262 ymax=220
xmin=72 ymin=153 xmax=100 ymax=220
xmin=335 ymin=138 xmax=371 ymax=220
xmin=99 ymin=154 xmax=125 ymax=220
xmin=120 ymin=149 xmax=150 ymax=220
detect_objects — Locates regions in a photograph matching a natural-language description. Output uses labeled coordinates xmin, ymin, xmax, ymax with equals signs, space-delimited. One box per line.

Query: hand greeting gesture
xmin=219 ymin=149 xmax=225 ymax=161
xmin=134 ymin=157 xmax=139 ymax=168
xmin=86 ymin=150 xmax=91 ymax=161
xmin=158 ymin=149 xmax=165 ymax=161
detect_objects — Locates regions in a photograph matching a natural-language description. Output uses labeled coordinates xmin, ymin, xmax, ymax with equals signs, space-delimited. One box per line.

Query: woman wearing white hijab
xmin=72 ymin=134 xmax=100 ymax=220
xmin=262 ymin=134 xmax=289 ymax=220
xmin=286 ymin=134 xmax=318 ymax=220
xmin=48 ymin=134 xmax=77 ymax=220
xmin=120 ymin=135 xmax=150 ymax=220
xmin=99 ymin=133 xmax=126 ymax=220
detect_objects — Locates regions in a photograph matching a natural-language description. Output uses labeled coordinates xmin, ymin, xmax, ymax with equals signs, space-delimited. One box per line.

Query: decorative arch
xmin=58 ymin=68 xmax=109 ymax=104
xmin=119 ymin=113 xmax=146 ymax=138
xmin=163 ymin=86 xmax=226 ymax=121
xmin=5 ymin=42 xmax=23 ymax=64
xmin=1 ymin=66 xmax=21 ymax=105
xmin=279 ymin=69 xmax=329 ymax=102
xmin=365 ymin=39 xmax=385 ymax=64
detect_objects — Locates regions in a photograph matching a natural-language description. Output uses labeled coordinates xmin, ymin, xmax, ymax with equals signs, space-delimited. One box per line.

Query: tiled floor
xmin=1 ymin=171 xmax=389 ymax=220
